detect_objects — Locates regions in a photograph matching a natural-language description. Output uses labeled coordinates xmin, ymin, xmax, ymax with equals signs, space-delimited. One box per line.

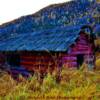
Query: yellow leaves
xmin=95 ymin=58 xmax=100 ymax=69
xmin=96 ymin=0 xmax=100 ymax=3
xmin=95 ymin=38 xmax=100 ymax=47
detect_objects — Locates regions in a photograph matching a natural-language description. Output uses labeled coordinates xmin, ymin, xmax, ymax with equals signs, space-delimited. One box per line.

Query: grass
xmin=0 ymin=67 xmax=100 ymax=100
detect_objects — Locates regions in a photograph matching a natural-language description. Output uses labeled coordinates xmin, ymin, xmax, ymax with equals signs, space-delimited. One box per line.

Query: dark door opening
xmin=7 ymin=53 xmax=20 ymax=67
xmin=77 ymin=54 xmax=84 ymax=69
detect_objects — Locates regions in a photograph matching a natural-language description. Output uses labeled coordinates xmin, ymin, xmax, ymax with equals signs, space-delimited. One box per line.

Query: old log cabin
xmin=0 ymin=25 xmax=96 ymax=74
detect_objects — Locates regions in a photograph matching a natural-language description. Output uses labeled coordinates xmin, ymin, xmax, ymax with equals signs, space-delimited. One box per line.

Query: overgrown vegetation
xmin=0 ymin=66 xmax=100 ymax=100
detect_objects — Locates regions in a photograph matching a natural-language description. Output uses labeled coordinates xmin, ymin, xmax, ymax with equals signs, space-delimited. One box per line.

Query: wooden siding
xmin=62 ymin=32 xmax=94 ymax=68
xmin=20 ymin=52 xmax=59 ymax=73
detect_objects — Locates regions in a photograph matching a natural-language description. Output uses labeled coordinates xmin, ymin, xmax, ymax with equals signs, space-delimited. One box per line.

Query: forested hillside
xmin=0 ymin=0 xmax=100 ymax=37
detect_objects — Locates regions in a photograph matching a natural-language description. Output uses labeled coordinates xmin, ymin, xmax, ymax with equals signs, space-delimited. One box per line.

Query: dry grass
xmin=0 ymin=67 xmax=100 ymax=100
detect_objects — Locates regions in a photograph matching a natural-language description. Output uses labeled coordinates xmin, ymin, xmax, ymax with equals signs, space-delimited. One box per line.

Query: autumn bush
xmin=0 ymin=67 xmax=100 ymax=100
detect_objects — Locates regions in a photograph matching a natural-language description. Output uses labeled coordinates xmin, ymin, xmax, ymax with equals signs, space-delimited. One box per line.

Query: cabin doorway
xmin=77 ymin=54 xmax=84 ymax=69
xmin=7 ymin=53 xmax=20 ymax=67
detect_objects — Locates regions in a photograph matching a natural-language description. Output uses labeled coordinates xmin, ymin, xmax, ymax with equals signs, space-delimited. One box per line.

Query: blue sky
xmin=0 ymin=0 xmax=71 ymax=25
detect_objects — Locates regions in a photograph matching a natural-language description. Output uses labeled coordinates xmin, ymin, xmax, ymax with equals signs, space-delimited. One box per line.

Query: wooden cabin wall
xmin=20 ymin=52 xmax=62 ymax=73
xmin=62 ymin=33 xmax=94 ymax=68
xmin=62 ymin=54 xmax=77 ymax=68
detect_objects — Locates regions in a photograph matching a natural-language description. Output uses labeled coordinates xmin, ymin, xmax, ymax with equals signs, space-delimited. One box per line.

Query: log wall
xmin=20 ymin=52 xmax=59 ymax=73
xmin=62 ymin=32 xmax=94 ymax=68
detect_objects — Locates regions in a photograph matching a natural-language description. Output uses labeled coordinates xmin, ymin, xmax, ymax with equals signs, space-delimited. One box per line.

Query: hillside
xmin=0 ymin=0 xmax=100 ymax=37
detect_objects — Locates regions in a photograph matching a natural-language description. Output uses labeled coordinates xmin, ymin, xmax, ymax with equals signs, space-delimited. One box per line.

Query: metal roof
xmin=0 ymin=26 xmax=81 ymax=52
